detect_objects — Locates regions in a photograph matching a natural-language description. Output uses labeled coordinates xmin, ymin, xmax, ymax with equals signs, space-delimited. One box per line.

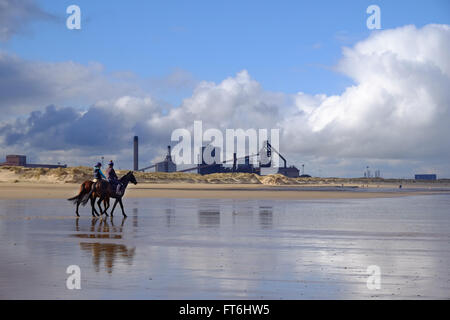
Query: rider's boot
xmin=116 ymin=183 xmax=123 ymax=196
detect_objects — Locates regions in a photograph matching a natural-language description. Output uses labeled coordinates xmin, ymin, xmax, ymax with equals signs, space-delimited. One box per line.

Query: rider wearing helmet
xmin=106 ymin=160 xmax=123 ymax=195
xmin=93 ymin=162 xmax=106 ymax=182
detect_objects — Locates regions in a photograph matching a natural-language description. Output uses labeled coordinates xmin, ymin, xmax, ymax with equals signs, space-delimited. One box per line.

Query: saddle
xmin=108 ymin=179 xmax=123 ymax=196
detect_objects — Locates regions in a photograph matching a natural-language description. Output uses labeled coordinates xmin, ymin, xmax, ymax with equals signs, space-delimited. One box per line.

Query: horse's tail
xmin=67 ymin=195 xmax=79 ymax=205
xmin=67 ymin=183 xmax=87 ymax=205
xmin=80 ymin=182 xmax=95 ymax=206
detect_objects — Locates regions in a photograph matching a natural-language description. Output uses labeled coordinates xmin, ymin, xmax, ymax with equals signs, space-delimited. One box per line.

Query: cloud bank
xmin=1 ymin=24 xmax=449 ymax=177
xmin=283 ymin=24 xmax=450 ymax=160
xmin=0 ymin=0 xmax=55 ymax=41
xmin=0 ymin=51 xmax=145 ymax=116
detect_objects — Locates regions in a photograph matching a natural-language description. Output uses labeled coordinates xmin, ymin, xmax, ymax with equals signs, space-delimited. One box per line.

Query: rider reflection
xmin=73 ymin=217 xmax=135 ymax=273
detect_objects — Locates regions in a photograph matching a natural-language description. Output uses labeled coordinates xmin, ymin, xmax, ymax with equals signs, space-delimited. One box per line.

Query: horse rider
xmin=106 ymin=160 xmax=123 ymax=195
xmin=90 ymin=162 xmax=106 ymax=195
xmin=93 ymin=162 xmax=106 ymax=182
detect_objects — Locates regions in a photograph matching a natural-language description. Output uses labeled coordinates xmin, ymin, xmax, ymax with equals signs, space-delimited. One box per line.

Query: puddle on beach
xmin=0 ymin=195 xmax=449 ymax=299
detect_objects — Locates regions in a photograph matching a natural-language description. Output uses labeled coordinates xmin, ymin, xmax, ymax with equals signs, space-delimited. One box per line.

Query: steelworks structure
xmin=178 ymin=141 xmax=301 ymax=178
xmin=133 ymin=136 xmax=302 ymax=178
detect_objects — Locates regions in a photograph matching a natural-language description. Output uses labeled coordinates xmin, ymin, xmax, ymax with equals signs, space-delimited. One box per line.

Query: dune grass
xmin=1 ymin=166 xmax=449 ymax=186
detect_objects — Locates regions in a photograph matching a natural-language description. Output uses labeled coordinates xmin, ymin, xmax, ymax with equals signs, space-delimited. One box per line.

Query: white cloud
xmin=282 ymin=24 xmax=450 ymax=162
xmin=169 ymin=70 xmax=286 ymax=129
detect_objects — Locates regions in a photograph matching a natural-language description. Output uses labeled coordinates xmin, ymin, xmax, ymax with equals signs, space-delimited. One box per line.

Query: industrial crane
xmin=260 ymin=140 xmax=287 ymax=168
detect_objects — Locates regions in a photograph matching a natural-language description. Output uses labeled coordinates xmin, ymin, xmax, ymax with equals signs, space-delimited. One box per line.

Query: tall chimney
xmin=133 ymin=136 xmax=139 ymax=171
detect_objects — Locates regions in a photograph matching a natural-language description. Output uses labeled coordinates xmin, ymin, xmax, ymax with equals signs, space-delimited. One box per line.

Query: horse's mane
xmin=119 ymin=171 xmax=133 ymax=182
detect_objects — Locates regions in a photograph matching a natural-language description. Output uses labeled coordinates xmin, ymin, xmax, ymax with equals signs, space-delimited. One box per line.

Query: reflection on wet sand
xmin=259 ymin=206 xmax=273 ymax=229
xmin=132 ymin=208 xmax=138 ymax=228
xmin=166 ymin=208 xmax=174 ymax=228
xmin=1 ymin=196 xmax=450 ymax=299
xmin=198 ymin=204 xmax=220 ymax=228
xmin=74 ymin=218 xmax=135 ymax=273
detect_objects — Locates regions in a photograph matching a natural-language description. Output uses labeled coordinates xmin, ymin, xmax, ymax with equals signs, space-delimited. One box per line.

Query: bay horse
xmin=68 ymin=171 xmax=137 ymax=218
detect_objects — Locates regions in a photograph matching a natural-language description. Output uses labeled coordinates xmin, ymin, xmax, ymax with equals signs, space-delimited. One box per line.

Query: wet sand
xmin=0 ymin=195 xmax=449 ymax=299
xmin=0 ymin=182 xmax=446 ymax=200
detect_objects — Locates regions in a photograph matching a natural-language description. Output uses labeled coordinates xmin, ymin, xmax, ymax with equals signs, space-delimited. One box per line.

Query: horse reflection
xmin=259 ymin=206 xmax=273 ymax=229
xmin=73 ymin=218 xmax=135 ymax=273
xmin=198 ymin=206 xmax=220 ymax=227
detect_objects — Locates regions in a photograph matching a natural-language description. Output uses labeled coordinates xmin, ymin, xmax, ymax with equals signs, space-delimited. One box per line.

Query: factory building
xmin=1 ymin=155 xmax=67 ymax=169
xmin=3 ymin=155 xmax=26 ymax=166
xmin=198 ymin=146 xmax=223 ymax=175
xmin=155 ymin=146 xmax=177 ymax=173
xmin=415 ymin=174 xmax=437 ymax=181
xmin=236 ymin=156 xmax=259 ymax=174
xmin=277 ymin=166 xmax=300 ymax=178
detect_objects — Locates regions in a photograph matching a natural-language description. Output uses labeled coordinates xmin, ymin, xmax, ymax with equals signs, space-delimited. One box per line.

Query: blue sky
xmin=4 ymin=0 xmax=449 ymax=102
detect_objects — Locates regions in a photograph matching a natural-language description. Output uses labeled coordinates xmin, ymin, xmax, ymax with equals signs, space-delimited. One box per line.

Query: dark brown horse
xmin=74 ymin=171 xmax=137 ymax=218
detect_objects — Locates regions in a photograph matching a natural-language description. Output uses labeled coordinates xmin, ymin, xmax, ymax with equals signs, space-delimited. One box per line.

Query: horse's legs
xmin=103 ymin=198 xmax=110 ymax=217
xmin=91 ymin=197 xmax=99 ymax=217
xmin=75 ymin=200 xmax=80 ymax=217
xmin=110 ymin=199 xmax=119 ymax=217
xmin=119 ymin=198 xmax=127 ymax=218
xmin=97 ymin=197 xmax=105 ymax=217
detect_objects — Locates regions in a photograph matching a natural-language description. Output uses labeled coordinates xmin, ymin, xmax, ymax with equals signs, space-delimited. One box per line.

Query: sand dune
xmin=1 ymin=166 xmax=449 ymax=187
xmin=0 ymin=167 xmax=449 ymax=200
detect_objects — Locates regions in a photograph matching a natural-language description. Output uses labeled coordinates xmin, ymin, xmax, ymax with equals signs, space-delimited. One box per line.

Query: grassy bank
xmin=0 ymin=166 xmax=449 ymax=186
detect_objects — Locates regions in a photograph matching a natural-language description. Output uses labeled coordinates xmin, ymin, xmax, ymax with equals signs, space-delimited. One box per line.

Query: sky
xmin=0 ymin=0 xmax=449 ymax=178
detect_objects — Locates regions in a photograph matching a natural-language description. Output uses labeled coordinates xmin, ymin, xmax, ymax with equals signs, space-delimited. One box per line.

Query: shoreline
xmin=0 ymin=182 xmax=448 ymax=200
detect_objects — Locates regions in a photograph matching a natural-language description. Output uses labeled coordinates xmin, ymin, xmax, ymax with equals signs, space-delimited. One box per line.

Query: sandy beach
xmin=0 ymin=182 xmax=447 ymax=200
xmin=1 ymin=167 xmax=450 ymax=300
xmin=1 ymin=166 xmax=449 ymax=201
xmin=1 ymin=195 xmax=449 ymax=299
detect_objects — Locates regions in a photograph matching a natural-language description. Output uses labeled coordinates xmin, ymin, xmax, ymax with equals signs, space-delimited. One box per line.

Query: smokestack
xmin=133 ymin=136 xmax=138 ymax=171
xmin=167 ymin=145 xmax=172 ymax=162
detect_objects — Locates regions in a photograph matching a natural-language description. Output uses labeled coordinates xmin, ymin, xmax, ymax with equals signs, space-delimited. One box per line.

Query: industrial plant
xmin=133 ymin=136 xmax=303 ymax=178
xmin=415 ymin=174 xmax=437 ymax=181
xmin=139 ymin=145 xmax=177 ymax=173
xmin=0 ymin=155 xmax=67 ymax=169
